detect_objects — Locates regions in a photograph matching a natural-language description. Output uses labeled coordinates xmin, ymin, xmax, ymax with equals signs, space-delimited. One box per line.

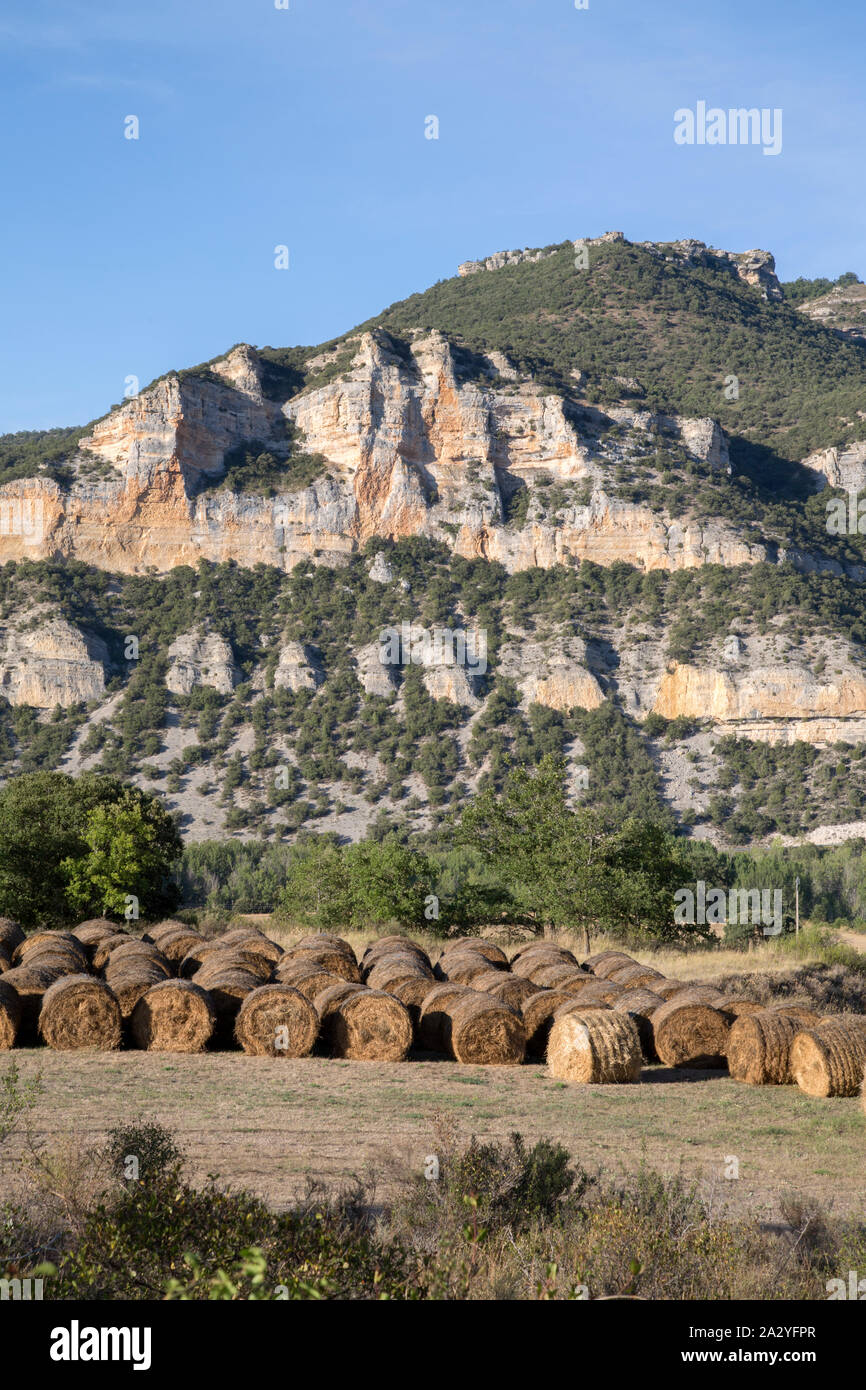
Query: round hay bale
xmin=293 ymin=932 xmax=354 ymax=952
xmin=38 ymin=975 xmax=121 ymax=1051
xmin=153 ymin=928 xmax=207 ymax=968
xmin=315 ymin=980 xmax=366 ymax=1019
xmin=524 ymin=961 xmax=592 ymax=988
xmin=668 ymin=986 xmax=725 ymax=1007
xmin=818 ymin=1012 xmax=866 ymax=1034
xmin=445 ymin=992 xmax=526 ymax=1066
xmin=717 ymin=997 xmax=764 ymax=1018
xmin=547 ymin=1009 xmax=642 ymax=1084
xmin=521 ymin=989 xmax=576 ymax=1058
xmin=0 ymin=918 xmax=25 ymax=955
xmin=275 ymin=962 xmax=343 ymax=1000
xmin=0 ymin=964 xmax=56 ymax=1037
xmin=199 ymin=968 xmax=260 ymax=1041
xmin=104 ymin=961 xmax=169 ymax=1019
xmin=18 ymin=947 xmax=83 ymax=980
xmin=566 ymin=977 xmax=627 ymax=1007
xmin=364 ymin=955 xmax=434 ymax=991
xmin=609 ymin=962 xmax=665 ymax=989
xmin=555 ymin=997 xmax=613 ymax=1019
xmin=766 ymin=1003 xmax=824 ymax=1026
xmin=105 ymin=939 xmax=170 ymax=972
xmin=433 ymin=950 xmax=498 ymax=985
xmin=71 ymin=917 xmax=118 ymax=941
xmin=651 ymin=998 xmax=731 ymax=1069
xmin=361 ymin=936 xmax=432 ymax=967
xmin=583 ymin=952 xmax=635 ymax=978
xmin=0 ymin=979 xmax=22 ymax=1048
xmin=511 ymin=948 xmax=579 ymax=980
xmin=142 ymin=918 xmax=189 ymax=944
xmin=215 ymin=931 xmax=283 ymax=965
xmin=651 ymin=979 xmax=691 ymax=1000
xmin=510 ymin=941 xmax=577 ymax=967
xmin=178 ymin=941 xmax=228 ymax=978
xmin=234 ymin=984 xmax=318 ymax=1057
xmin=613 ymin=989 xmax=664 ymax=1061
xmin=130 ymin=980 xmax=215 ymax=1053
xmin=14 ymin=932 xmax=87 ymax=969
xmin=323 ymin=989 xmax=412 ymax=1061
xmin=790 ymin=1022 xmax=866 ymax=1098
xmin=727 ymin=1012 xmax=800 ymax=1085
xmin=279 ymin=948 xmax=361 ymax=982
xmin=385 ymin=975 xmax=438 ymax=1031
xmin=440 ymin=938 xmax=509 ymax=967
xmin=417 ymin=982 xmax=474 ymax=1052
xmin=473 ymin=971 xmax=541 ymax=1012
xmin=194 ymin=947 xmax=272 ymax=981
xmin=91 ymin=934 xmax=134 ymax=971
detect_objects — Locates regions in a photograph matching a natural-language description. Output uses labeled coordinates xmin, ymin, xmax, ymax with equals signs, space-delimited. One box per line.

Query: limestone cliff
xmin=0 ymin=617 xmax=106 ymax=708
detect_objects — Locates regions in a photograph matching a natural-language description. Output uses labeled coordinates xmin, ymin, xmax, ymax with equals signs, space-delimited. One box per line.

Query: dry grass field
xmin=2 ymin=922 xmax=863 ymax=1229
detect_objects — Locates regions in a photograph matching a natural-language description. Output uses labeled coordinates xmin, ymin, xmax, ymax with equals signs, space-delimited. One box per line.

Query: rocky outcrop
xmin=498 ymin=638 xmax=605 ymax=712
xmin=797 ymin=280 xmax=866 ymax=341
xmin=801 ymin=441 xmax=866 ymax=494
xmin=458 ymin=247 xmax=560 ymax=276
xmin=166 ymin=630 xmax=237 ymax=695
xmin=653 ymin=658 xmax=866 ymax=743
xmin=273 ymin=642 xmax=323 ymax=693
xmin=354 ymin=642 xmax=398 ymax=697
xmin=0 ymin=618 xmax=106 ymax=708
xmin=637 ymin=238 xmax=783 ymax=301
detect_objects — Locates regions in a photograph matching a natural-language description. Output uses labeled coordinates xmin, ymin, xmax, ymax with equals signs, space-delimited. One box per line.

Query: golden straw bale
xmin=790 ymin=1021 xmax=866 ymax=1098
xmin=510 ymin=941 xmax=578 ymax=968
xmin=433 ymin=950 xmax=500 ymax=985
xmin=178 ymin=941 xmax=227 ymax=978
xmin=726 ymin=1011 xmax=800 ymax=1085
xmin=614 ymin=989 xmax=664 ymax=1060
xmin=314 ymin=981 xmax=366 ymax=1019
xmin=511 ymin=949 xmax=580 ymax=979
xmin=0 ymin=964 xmax=58 ymax=1038
xmin=215 ymin=931 xmax=283 ymax=964
xmin=143 ymin=919 xmax=189 ymax=944
xmin=819 ymin=1012 xmax=866 ymax=1034
xmin=234 ymin=984 xmax=318 ymax=1057
xmin=130 ymin=980 xmax=215 ymax=1052
xmin=584 ymin=952 xmax=635 ymax=978
xmin=275 ymin=962 xmax=343 ymax=1000
xmin=716 ymin=997 xmax=764 ymax=1018
xmin=200 ymin=968 xmax=260 ymax=1041
xmin=104 ymin=960 xmax=169 ymax=1019
xmin=38 ymin=974 xmax=121 ymax=1051
xmin=363 ymin=954 xmax=434 ymax=990
xmin=651 ymin=979 xmax=691 ymax=1000
xmin=473 ymin=971 xmax=541 ymax=1012
xmin=547 ymin=1009 xmax=642 ymax=1084
xmin=444 ymin=992 xmax=526 ymax=1065
xmin=153 ymin=928 xmax=207 ymax=968
xmin=765 ymin=1003 xmax=823 ymax=1026
xmin=439 ymin=938 xmax=509 ymax=967
xmin=418 ymin=982 xmax=474 ymax=1052
xmin=521 ymin=989 xmax=576 ymax=1058
xmin=278 ymin=949 xmax=360 ymax=982
xmin=524 ymin=961 xmax=592 ymax=988
xmin=0 ymin=979 xmax=22 ymax=1048
xmin=565 ymin=977 xmax=627 ymax=1007
xmin=14 ymin=932 xmax=87 ymax=969
xmin=91 ymin=935 xmax=134 ymax=971
xmin=609 ymin=963 xmax=665 ymax=989
xmin=322 ymin=989 xmax=412 ymax=1061
xmin=651 ymin=998 xmax=731 ymax=1069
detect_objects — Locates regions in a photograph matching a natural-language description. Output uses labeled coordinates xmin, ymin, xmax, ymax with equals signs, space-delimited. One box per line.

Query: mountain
xmin=0 ymin=231 xmax=865 ymax=849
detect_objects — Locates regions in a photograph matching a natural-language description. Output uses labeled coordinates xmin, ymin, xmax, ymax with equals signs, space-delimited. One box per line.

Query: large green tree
xmin=0 ymin=772 xmax=182 ymax=928
xmin=454 ymin=754 xmax=696 ymax=951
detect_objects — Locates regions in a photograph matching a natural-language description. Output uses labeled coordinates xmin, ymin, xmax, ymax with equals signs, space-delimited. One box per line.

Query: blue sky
xmin=1 ymin=0 xmax=864 ymax=431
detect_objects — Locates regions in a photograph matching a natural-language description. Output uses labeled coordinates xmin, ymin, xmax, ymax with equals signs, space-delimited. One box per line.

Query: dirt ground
xmin=2 ymin=1048 xmax=863 ymax=1222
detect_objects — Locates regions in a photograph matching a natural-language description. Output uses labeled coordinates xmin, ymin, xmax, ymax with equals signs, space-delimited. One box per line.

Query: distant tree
xmin=454 ymin=754 xmax=694 ymax=951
